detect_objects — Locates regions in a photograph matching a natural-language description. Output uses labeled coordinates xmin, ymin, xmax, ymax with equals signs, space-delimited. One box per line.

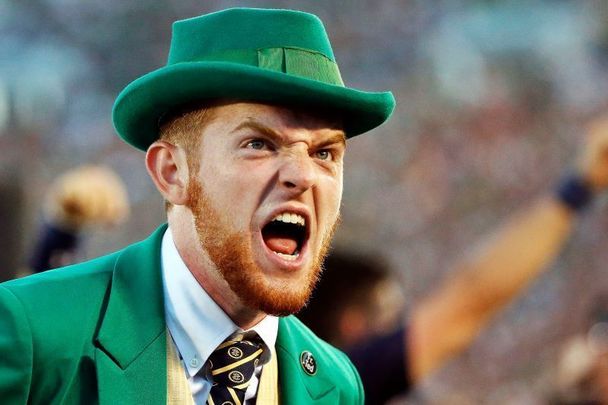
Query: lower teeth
xmin=274 ymin=251 xmax=299 ymax=261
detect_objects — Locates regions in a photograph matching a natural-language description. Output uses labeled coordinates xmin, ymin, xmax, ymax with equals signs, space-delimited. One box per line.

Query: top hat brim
xmin=112 ymin=62 xmax=396 ymax=151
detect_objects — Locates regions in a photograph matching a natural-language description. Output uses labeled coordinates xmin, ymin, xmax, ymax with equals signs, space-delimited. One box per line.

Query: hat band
xmin=187 ymin=47 xmax=344 ymax=86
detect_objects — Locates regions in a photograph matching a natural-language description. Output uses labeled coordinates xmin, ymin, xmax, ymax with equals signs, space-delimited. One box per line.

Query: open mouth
xmin=261 ymin=213 xmax=307 ymax=261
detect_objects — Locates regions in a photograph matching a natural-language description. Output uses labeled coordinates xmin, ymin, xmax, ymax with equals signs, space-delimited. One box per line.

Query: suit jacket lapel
xmin=276 ymin=318 xmax=338 ymax=404
xmin=95 ymin=225 xmax=168 ymax=404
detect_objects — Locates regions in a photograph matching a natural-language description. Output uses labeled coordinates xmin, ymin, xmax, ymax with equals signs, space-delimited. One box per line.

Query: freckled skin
xmin=166 ymin=102 xmax=345 ymax=328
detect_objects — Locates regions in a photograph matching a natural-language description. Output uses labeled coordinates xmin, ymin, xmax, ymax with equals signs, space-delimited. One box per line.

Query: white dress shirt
xmin=161 ymin=228 xmax=278 ymax=404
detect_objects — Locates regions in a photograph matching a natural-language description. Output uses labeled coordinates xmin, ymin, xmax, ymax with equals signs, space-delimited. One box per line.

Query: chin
xmin=238 ymin=259 xmax=321 ymax=316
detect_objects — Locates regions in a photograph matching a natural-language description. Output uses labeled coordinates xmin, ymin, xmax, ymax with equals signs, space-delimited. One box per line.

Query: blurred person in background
xmin=550 ymin=297 xmax=608 ymax=404
xmin=27 ymin=164 xmax=130 ymax=273
xmin=299 ymin=115 xmax=608 ymax=404
xmin=298 ymin=251 xmax=404 ymax=350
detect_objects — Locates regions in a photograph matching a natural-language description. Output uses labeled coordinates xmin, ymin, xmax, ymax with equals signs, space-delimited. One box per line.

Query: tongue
xmin=265 ymin=237 xmax=297 ymax=255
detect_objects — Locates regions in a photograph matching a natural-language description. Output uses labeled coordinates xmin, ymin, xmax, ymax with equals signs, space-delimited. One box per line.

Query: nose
xmin=278 ymin=150 xmax=317 ymax=194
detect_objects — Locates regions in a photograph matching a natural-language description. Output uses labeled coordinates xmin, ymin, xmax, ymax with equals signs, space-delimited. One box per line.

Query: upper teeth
xmin=272 ymin=213 xmax=305 ymax=227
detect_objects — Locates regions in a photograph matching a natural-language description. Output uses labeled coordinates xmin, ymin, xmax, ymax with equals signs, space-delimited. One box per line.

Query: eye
xmin=245 ymin=139 xmax=267 ymax=150
xmin=315 ymin=150 xmax=332 ymax=161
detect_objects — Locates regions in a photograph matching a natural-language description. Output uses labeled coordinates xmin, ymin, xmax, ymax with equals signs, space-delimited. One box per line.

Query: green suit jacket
xmin=0 ymin=225 xmax=364 ymax=404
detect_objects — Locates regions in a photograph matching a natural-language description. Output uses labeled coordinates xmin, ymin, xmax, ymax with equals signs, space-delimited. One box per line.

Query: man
xmin=0 ymin=8 xmax=394 ymax=404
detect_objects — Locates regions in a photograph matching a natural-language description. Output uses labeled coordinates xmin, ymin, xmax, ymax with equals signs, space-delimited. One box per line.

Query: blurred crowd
xmin=4 ymin=0 xmax=608 ymax=403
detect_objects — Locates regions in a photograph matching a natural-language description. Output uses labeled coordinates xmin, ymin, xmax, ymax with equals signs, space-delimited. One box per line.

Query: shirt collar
xmin=161 ymin=227 xmax=279 ymax=377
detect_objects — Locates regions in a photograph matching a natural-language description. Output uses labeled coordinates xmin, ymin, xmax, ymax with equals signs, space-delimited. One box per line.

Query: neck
xmin=226 ymin=306 xmax=267 ymax=330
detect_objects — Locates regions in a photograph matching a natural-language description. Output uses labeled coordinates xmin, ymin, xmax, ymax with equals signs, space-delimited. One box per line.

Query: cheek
xmin=199 ymin=162 xmax=270 ymax=223
xmin=319 ymin=176 xmax=343 ymax=220
xmin=334 ymin=178 xmax=344 ymax=211
xmin=329 ymin=188 xmax=342 ymax=217
xmin=330 ymin=170 xmax=344 ymax=207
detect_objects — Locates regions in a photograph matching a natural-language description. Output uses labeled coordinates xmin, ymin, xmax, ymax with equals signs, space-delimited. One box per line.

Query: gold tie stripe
xmin=210 ymin=348 xmax=263 ymax=376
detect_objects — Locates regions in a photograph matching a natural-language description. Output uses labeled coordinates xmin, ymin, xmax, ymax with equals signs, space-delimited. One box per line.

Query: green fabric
xmin=282 ymin=47 xmax=344 ymax=86
xmin=167 ymin=8 xmax=336 ymax=64
xmin=258 ymin=48 xmax=285 ymax=71
xmin=112 ymin=8 xmax=395 ymax=151
xmin=191 ymin=47 xmax=343 ymax=86
xmin=0 ymin=225 xmax=363 ymax=404
xmin=276 ymin=318 xmax=364 ymax=404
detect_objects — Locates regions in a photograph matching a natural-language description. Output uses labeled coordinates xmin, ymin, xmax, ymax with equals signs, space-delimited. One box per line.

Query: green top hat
xmin=112 ymin=8 xmax=396 ymax=151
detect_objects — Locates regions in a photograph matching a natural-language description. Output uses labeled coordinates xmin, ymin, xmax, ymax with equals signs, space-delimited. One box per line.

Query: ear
xmin=145 ymin=141 xmax=190 ymax=206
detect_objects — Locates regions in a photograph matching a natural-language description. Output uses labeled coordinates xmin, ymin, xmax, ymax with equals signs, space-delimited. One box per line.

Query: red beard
xmin=187 ymin=177 xmax=338 ymax=316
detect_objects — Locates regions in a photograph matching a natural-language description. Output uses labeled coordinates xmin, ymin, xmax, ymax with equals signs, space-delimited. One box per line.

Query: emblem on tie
xmin=300 ymin=351 xmax=317 ymax=375
xmin=228 ymin=347 xmax=243 ymax=359
xmin=228 ymin=370 xmax=245 ymax=384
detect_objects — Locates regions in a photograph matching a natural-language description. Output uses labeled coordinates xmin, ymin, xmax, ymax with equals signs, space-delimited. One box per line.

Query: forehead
xmin=207 ymin=102 xmax=344 ymax=135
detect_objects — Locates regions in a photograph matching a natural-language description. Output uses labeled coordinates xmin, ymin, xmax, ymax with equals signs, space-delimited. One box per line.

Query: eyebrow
xmin=232 ymin=119 xmax=346 ymax=147
xmin=317 ymin=133 xmax=346 ymax=148
xmin=232 ymin=120 xmax=281 ymax=140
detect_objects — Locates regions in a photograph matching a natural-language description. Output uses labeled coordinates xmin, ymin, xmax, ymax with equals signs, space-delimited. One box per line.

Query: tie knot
xmin=206 ymin=334 xmax=264 ymax=389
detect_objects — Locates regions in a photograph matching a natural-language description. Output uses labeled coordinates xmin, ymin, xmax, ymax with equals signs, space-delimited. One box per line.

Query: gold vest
xmin=166 ymin=332 xmax=279 ymax=404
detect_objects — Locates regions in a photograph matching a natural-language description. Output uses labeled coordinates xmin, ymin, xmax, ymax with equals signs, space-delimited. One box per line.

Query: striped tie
xmin=205 ymin=333 xmax=264 ymax=405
